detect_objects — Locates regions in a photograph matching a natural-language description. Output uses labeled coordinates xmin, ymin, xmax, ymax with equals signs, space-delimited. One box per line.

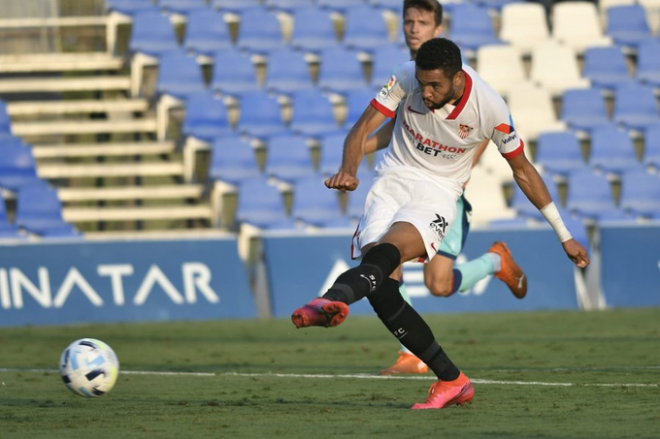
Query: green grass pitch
xmin=1 ymin=308 xmax=658 ymax=439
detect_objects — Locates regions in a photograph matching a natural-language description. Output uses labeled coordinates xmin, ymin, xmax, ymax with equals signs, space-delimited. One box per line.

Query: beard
xmin=425 ymin=85 xmax=458 ymax=110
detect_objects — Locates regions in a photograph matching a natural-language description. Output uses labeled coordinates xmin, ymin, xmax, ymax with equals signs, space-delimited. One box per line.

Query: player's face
xmin=403 ymin=7 xmax=442 ymax=54
xmin=416 ymin=68 xmax=461 ymax=110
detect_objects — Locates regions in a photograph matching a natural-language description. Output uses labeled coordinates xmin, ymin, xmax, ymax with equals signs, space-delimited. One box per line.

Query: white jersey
xmin=371 ymin=62 xmax=524 ymax=198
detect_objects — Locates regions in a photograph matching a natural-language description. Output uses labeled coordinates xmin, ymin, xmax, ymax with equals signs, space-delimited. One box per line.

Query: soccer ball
xmin=59 ymin=338 xmax=119 ymax=397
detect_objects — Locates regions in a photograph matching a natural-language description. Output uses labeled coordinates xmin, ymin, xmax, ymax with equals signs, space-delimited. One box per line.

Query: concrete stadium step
xmin=0 ymin=53 xmax=124 ymax=73
xmin=32 ymin=141 xmax=175 ymax=159
xmin=0 ymin=76 xmax=131 ymax=94
xmin=12 ymin=118 xmax=157 ymax=136
xmin=38 ymin=162 xmax=185 ymax=179
xmin=62 ymin=205 xmax=214 ymax=223
xmin=6 ymin=99 xmax=149 ymax=116
xmin=58 ymin=184 xmax=205 ymax=202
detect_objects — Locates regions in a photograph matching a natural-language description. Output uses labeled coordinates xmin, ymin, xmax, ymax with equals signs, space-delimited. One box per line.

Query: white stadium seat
xmin=499 ymin=2 xmax=550 ymax=56
xmin=551 ymin=1 xmax=613 ymax=53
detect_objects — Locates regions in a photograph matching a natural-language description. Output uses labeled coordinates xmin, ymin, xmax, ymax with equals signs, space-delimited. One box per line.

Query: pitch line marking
xmin=1 ymin=368 xmax=657 ymax=388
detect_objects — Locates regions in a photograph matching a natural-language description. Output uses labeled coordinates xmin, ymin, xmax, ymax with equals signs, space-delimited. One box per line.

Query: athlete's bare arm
xmin=364 ymin=118 xmax=396 ymax=155
xmin=506 ymin=151 xmax=590 ymax=268
xmin=325 ymin=105 xmax=387 ymax=192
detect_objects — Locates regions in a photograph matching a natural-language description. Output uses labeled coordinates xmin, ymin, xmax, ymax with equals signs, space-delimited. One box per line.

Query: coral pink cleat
xmin=411 ymin=372 xmax=474 ymax=410
xmin=291 ymin=298 xmax=349 ymax=328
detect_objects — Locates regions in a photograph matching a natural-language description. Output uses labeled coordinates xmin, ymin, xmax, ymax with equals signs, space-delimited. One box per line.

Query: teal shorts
xmin=437 ymin=194 xmax=472 ymax=260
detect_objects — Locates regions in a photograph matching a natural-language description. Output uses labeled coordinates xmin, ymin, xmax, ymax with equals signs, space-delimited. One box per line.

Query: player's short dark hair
xmin=415 ymin=38 xmax=462 ymax=79
xmin=403 ymin=0 xmax=443 ymax=27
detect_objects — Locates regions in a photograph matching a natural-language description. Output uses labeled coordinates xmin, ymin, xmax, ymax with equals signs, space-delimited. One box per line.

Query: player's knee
xmin=426 ymin=278 xmax=453 ymax=297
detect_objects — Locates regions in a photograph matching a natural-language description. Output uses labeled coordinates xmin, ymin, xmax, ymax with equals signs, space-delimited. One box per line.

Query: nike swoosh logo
xmin=407 ymin=106 xmax=425 ymax=115
xmin=517 ymin=274 xmax=525 ymax=289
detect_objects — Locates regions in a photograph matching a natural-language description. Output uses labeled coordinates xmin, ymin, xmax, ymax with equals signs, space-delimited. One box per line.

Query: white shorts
xmin=351 ymin=170 xmax=458 ymax=262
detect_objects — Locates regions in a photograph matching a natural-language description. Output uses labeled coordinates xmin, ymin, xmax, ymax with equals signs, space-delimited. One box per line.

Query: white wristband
xmin=540 ymin=202 xmax=573 ymax=243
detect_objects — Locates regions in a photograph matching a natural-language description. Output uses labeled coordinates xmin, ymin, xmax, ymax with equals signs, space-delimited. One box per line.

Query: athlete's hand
xmin=325 ymin=171 xmax=359 ymax=192
xmin=562 ymin=239 xmax=590 ymax=268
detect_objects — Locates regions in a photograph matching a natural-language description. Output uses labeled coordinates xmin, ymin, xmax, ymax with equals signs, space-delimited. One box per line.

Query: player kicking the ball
xmin=292 ymin=38 xmax=589 ymax=409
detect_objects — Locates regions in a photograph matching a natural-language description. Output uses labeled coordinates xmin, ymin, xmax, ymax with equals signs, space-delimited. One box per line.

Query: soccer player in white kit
xmin=292 ymin=38 xmax=589 ymax=410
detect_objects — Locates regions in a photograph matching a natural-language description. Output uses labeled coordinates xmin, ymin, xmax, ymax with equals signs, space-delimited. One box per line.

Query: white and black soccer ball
xmin=59 ymin=338 xmax=119 ymax=397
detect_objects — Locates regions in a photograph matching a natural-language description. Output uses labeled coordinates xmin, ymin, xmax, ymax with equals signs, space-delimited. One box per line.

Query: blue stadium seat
xmin=582 ymin=46 xmax=631 ymax=91
xmin=535 ymin=131 xmax=586 ymax=176
xmin=589 ymin=124 xmax=639 ymax=174
xmin=289 ymin=89 xmax=342 ymax=137
xmin=511 ymin=173 xmax=561 ymax=219
xmin=606 ymin=4 xmax=652 ymax=50
xmin=636 ymin=39 xmax=660 ymax=89
xmin=237 ymin=8 xmax=285 ymax=54
xmin=372 ymin=0 xmax=403 ymax=13
xmin=619 ymin=167 xmax=660 ymax=217
xmin=235 ymin=177 xmax=299 ymax=229
xmin=566 ymin=169 xmax=626 ymax=220
xmin=237 ymin=90 xmax=288 ymax=139
xmin=290 ymin=7 xmax=338 ymax=52
xmin=613 ymin=82 xmax=660 ymax=131
xmin=318 ymin=46 xmax=367 ymax=94
xmin=128 ymin=8 xmax=180 ymax=56
xmin=448 ymin=3 xmax=502 ymax=52
xmin=292 ymin=174 xmax=353 ymax=228
xmin=319 ymin=130 xmax=348 ymax=175
xmin=183 ymin=7 xmax=233 ymax=55
xmin=370 ymin=45 xmax=409 ymax=89
xmin=342 ymin=4 xmax=391 ymax=51
xmin=643 ymin=124 xmax=660 ymax=168
xmin=160 ymin=0 xmax=207 ymax=14
xmin=346 ymin=170 xmax=375 ymax=219
xmin=345 ymin=87 xmax=377 ymax=127
xmin=208 ymin=135 xmax=261 ymax=185
xmin=560 ymin=88 xmax=610 ymax=132
xmin=0 ymin=139 xmax=41 ymax=191
xmin=475 ymin=0 xmax=525 ymax=11
xmin=16 ymin=185 xmax=81 ymax=237
xmin=211 ymin=48 xmax=259 ymax=97
xmin=156 ymin=50 xmax=206 ymax=99
xmin=265 ymin=134 xmax=316 ymax=183
xmin=265 ymin=47 xmax=314 ymax=95
xmin=317 ymin=0 xmax=366 ymax=11
xmin=182 ymin=92 xmax=234 ymax=141
xmin=265 ymin=0 xmax=315 ymax=12
xmin=212 ymin=0 xmax=262 ymax=13
xmin=0 ymin=101 xmax=11 ymax=134
xmin=106 ymin=0 xmax=154 ymax=15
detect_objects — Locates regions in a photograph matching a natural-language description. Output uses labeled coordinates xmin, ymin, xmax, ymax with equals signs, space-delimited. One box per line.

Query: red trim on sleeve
xmin=446 ymin=69 xmax=473 ymax=120
xmin=502 ymin=139 xmax=525 ymax=160
xmin=370 ymin=98 xmax=396 ymax=118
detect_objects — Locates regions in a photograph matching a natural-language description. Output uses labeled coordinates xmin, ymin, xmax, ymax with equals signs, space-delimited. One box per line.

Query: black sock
xmin=368 ymin=278 xmax=460 ymax=381
xmin=323 ymin=243 xmax=401 ymax=305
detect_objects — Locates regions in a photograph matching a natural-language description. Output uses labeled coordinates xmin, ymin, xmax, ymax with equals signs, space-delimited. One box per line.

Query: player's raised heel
xmin=411 ymin=372 xmax=474 ymax=410
xmin=291 ymin=298 xmax=349 ymax=328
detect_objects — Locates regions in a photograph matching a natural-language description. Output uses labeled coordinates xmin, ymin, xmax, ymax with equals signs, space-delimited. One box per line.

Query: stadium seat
xmin=0 ymin=139 xmax=41 ymax=191
xmin=582 ymin=46 xmax=631 ymax=91
xmin=317 ymin=0 xmax=366 ymax=11
xmin=265 ymin=47 xmax=314 ymax=95
xmin=638 ymin=0 xmax=660 ymax=34
xmin=342 ymin=4 xmax=391 ymax=51
xmin=347 ymin=170 xmax=374 ymax=218
xmin=551 ymin=1 xmax=612 ymax=53
xmin=265 ymin=0 xmax=316 ymax=12
xmin=613 ymin=82 xmax=660 ymax=131
xmin=264 ymin=134 xmax=316 ymax=183
xmin=499 ymin=2 xmax=550 ymax=56
xmin=507 ymin=82 xmax=566 ymax=141
xmin=475 ymin=45 xmax=526 ymax=98
xmin=510 ymin=173 xmax=561 ymax=219
xmin=212 ymin=0 xmax=262 ymax=13
xmin=371 ymin=0 xmax=404 ymax=13
xmin=16 ymin=185 xmax=81 ymax=237
xmin=235 ymin=177 xmax=299 ymax=230
xmin=345 ymin=87 xmax=377 ymax=127
xmin=236 ymin=8 xmax=285 ymax=54
xmin=529 ymin=41 xmax=590 ymax=96
xmin=619 ymin=167 xmax=660 ymax=217
xmin=155 ymin=50 xmax=206 ymax=99
xmin=289 ymin=89 xmax=342 ymax=137
xmin=182 ymin=92 xmax=234 ymax=141
xmin=237 ymin=90 xmax=288 ymax=139
xmin=291 ymin=174 xmax=353 ymax=228
xmin=290 ymin=7 xmax=339 ymax=53
xmin=211 ymin=48 xmax=259 ymax=97
xmin=318 ymin=46 xmax=367 ymax=94
xmin=566 ymin=168 xmax=625 ymax=220
xmin=589 ymin=124 xmax=640 ymax=173
xmin=636 ymin=39 xmax=660 ymax=88
xmin=0 ymin=101 xmax=11 ymax=134
xmin=106 ymin=0 xmax=154 ymax=15
xmin=319 ymin=130 xmax=348 ymax=176
xmin=160 ymin=0 xmax=207 ymax=14
xmin=208 ymin=135 xmax=261 ymax=185
xmin=128 ymin=8 xmax=180 ymax=56
xmin=535 ymin=131 xmax=587 ymax=176
xmin=183 ymin=8 xmax=233 ymax=55
xmin=369 ymin=45 xmax=409 ymax=89
xmin=606 ymin=4 xmax=653 ymax=50
xmin=643 ymin=124 xmax=660 ymax=168
xmin=464 ymin=167 xmax=517 ymax=225
xmin=560 ymin=88 xmax=611 ymax=133
xmin=448 ymin=3 xmax=502 ymax=54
